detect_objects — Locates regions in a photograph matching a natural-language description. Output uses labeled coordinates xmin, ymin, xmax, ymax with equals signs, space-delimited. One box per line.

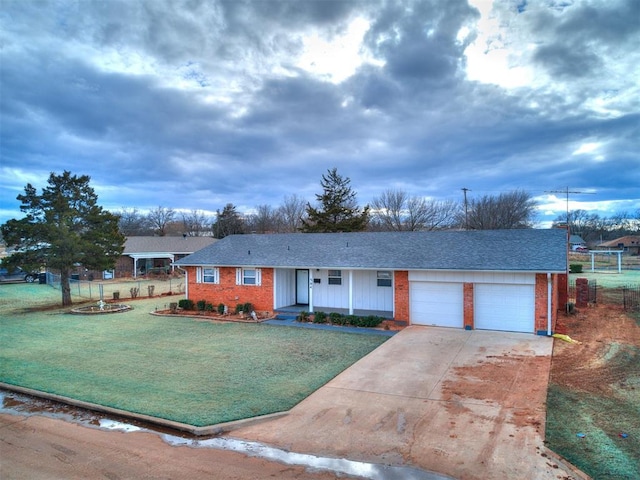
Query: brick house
xmin=175 ymin=229 xmax=567 ymax=335
xmin=596 ymin=235 xmax=640 ymax=256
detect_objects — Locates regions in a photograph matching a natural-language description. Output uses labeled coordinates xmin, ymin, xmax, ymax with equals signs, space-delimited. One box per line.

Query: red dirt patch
xmin=551 ymin=304 xmax=640 ymax=395
xmin=441 ymin=354 xmax=550 ymax=431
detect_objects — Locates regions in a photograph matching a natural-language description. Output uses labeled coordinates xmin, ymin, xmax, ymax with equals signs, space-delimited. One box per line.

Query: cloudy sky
xmin=1 ymin=0 xmax=638 ymax=228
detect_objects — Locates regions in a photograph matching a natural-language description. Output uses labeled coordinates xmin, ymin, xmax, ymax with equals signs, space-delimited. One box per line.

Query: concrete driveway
xmin=233 ymin=326 xmax=579 ymax=480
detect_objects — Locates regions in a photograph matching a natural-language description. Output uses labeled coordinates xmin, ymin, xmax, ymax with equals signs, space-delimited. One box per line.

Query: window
xmin=243 ymin=269 xmax=256 ymax=285
xmin=328 ymin=270 xmax=342 ymax=285
xmin=235 ymin=268 xmax=262 ymax=286
xmin=197 ymin=267 xmax=219 ymax=284
xmin=377 ymin=271 xmax=392 ymax=287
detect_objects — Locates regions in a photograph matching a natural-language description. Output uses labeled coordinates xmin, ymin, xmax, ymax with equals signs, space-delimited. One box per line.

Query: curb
xmin=0 ymin=383 xmax=288 ymax=436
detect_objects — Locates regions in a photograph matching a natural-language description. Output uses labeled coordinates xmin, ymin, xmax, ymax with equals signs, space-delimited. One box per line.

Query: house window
xmin=328 ymin=270 xmax=342 ymax=285
xmin=377 ymin=271 xmax=392 ymax=287
xmin=236 ymin=268 xmax=262 ymax=286
xmin=243 ymin=269 xmax=256 ymax=285
xmin=197 ymin=267 xmax=219 ymax=284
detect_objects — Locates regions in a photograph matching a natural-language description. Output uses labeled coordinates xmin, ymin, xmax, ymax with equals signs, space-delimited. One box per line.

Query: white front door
xmin=296 ymin=269 xmax=309 ymax=305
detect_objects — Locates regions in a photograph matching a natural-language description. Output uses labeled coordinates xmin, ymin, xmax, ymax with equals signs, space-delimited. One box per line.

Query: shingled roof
xmin=124 ymin=236 xmax=216 ymax=255
xmin=176 ymin=229 xmax=567 ymax=272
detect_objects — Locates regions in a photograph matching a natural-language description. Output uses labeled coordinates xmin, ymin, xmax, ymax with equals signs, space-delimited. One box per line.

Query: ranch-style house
xmin=175 ymin=229 xmax=568 ymax=335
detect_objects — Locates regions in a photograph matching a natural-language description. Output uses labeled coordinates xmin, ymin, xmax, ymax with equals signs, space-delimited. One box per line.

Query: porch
xmin=275 ymin=305 xmax=393 ymax=319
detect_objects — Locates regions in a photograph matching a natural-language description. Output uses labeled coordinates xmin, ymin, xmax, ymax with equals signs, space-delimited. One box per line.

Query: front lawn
xmin=0 ymin=284 xmax=388 ymax=426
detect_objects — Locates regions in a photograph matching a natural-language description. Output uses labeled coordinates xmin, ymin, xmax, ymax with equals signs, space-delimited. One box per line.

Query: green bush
xmin=243 ymin=302 xmax=254 ymax=314
xmin=205 ymin=303 xmax=214 ymax=312
xmin=313 ymin=311 xmax=327 ymax=324
xmin=569 ymin=263 xmax=583 ymax=273
xmin=178 ymin=299 xmax=195 ymax=310
xmin=235 ymin=303 xmax=245 ymax=315
xmin=297 ymin=311 xmax=310 ymax=322
xmin=360 ymin=315 xmax=384 ymax=328
xmin=196 ymin=299 xmax=207 ymax=311
xmin=329 ymin=312 xmax=347 ymax=325
xmin=217 ymin=303 xmax=225 ymax=315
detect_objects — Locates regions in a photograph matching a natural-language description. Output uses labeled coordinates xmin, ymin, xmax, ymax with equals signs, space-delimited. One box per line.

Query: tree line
xmin=118 ymin=168 xmax=556 ymax=238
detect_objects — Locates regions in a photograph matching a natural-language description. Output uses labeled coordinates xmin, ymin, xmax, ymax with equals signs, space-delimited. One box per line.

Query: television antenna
xmin=544 ymin=187 xmax=596 ymax=235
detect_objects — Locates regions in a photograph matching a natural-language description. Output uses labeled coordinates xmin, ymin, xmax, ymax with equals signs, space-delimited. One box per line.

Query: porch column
xmin=133 ymin=257 xmax=138 ymax=278
xmin=308 ymin=269 xmax=314 ymax=313
xmin=348 ymin=270 xmax=353 ymax=315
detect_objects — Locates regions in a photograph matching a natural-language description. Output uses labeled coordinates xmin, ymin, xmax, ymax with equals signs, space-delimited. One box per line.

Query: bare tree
xmin=246 ymin=204 xmax=281 ymax=234
xmin=462 ymin=190 xmax=537 ymax=230
xmin=181 ymin=209 xmax=211 ymax=236
xmin=117 ymin=207 xmax=152 ymax=236
xmin=277 ymin=194 xmax=307 ymax=233
xmin=147 ymin=206 xmax=175 ymax=236
xmin=371 ymin=189 xmax=459 ymax=231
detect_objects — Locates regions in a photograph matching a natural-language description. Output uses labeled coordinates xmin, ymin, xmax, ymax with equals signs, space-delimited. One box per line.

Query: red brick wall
xmin=394 ymin=271 xmax=409 ymax=321
xmin=534 ymin=273 xmax=556 ymax=334
xmin=186 ymin=266 xmax=274 ymax=312
xmin=463 ymin=283 xmax=474 ymax=330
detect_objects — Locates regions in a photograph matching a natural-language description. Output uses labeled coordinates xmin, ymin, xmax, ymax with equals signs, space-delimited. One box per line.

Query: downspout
xmin=547 ymin=273 xmax=552 ymax=336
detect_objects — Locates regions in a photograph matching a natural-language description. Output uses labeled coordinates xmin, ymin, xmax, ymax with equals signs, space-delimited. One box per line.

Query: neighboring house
xmin=115 ymin=236 xmax=217 ymax=278
xmin=175 ymin=229 xmax=567 ymax=335
xmin=596 ymin=236 xmax=640 ymax=255
xmin=569 ymin=234 xmax=585 ymax=248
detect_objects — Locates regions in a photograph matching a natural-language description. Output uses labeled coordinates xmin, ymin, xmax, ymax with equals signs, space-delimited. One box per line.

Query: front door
xmin=296 ymin=269 xmax=309 ymax=305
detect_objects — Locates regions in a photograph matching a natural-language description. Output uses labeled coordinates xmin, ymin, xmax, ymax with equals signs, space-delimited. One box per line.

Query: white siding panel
xmin=274 ymin=269 xmax=295 ymax=309
xmin=352 ymin=270 xmax=393 ymax=311
xmin=409 ymin=271 xmax=534 ymax=285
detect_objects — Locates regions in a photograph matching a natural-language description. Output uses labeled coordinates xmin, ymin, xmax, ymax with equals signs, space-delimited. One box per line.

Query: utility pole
xmin=461 ymin=187 xmax=471 ymax=230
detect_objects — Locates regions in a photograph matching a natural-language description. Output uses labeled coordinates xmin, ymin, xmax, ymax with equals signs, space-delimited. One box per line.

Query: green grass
xmin=0 ymin=284 xmax=388 ymax=426
xmin=546 ymin=384 xmax=640 ymax=479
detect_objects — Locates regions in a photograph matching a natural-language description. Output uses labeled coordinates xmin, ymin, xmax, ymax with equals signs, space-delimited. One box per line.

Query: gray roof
xmin=123 ymin=236 xmax=216 ymax=255
xmin=176 ymin=229 xmax=567 ymax=272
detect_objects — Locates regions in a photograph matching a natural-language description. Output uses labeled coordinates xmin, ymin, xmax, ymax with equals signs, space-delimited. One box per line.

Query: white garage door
xmin=475 ymin=284 xmax=534 ymax=333
xmin=410 ymin=282 xmax=463 ymax=328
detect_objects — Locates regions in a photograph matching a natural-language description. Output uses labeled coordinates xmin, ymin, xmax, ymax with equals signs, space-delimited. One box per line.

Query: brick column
xmin=575 ymin=277 xmax=589 ymax=308
xmin=463 ymin=283 xmax=474 ymax=330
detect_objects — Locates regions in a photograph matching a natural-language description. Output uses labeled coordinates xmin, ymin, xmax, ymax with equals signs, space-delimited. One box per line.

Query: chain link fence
xmin=45 ymin=272 xmax=185 ymax=301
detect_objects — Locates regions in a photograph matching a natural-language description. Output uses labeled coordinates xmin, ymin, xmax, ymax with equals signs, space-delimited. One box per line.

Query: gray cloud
xmin=0 ymin=0 xmax=638 ymax=225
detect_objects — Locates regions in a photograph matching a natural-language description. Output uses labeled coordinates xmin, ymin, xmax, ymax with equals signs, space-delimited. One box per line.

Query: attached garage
xmin=474 ymin=283 xmax=535 ymax=333
xmin=410 ymin=281 xmax=463 ymax=328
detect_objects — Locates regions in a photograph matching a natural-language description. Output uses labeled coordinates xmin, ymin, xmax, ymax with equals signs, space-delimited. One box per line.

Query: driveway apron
xmin=232 ymin=326 xmax=578 ymax=480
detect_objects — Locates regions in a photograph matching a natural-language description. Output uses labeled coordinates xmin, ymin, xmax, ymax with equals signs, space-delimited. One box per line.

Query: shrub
xmin=243 ymin=302 xmax=254 ymax=314
xmin=196 ymin=299 xmax=207 ymax=311
xmin=217 ymin=303 xmax=225 ymax=315
xmin=235 ymin=303 xmax=245 ymax=315
xmin=313 ymin=311 xmax=327 ymax=324
xmin=569 ymin=264 xmax=583 ymax=273
xmin=205 ymin=303 xmax=214 ymax=312
xmin=360 ymin=315 xmax=384 ymax=328
xmin=329 ymin=312 xmax=346 ymax=325
xmin=178 ymin=299 xmax=195 ymax=310
xmin=297 ymin=311 xmax=310 ymax=322
xmin=346 ymin=315 xmax=360 ymax=326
